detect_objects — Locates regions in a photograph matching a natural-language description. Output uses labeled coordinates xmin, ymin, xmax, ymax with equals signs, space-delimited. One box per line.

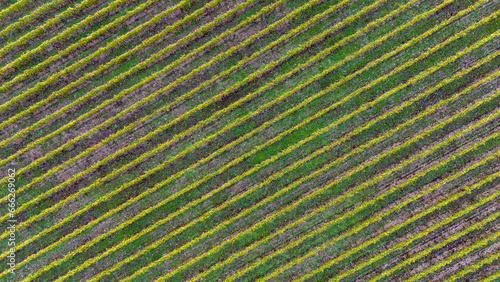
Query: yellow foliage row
xmin=129 ymin=5 xmax=499 ymax=282
xmin=10 ymin=0 xmax=346 ymax=280
xmin=322 ymin=153 xmax=500 ymax=282
xmin=0 ymin=0 xmax=298 ymax=237
xmin=0 ymin=0 xmax=101 ymax=58
xmin=0 ymin=0 xmax=200 ymax=131
xmin=0 ymin=0 xmax=164 ymax=94
xmin=0 ymin=0 xmax=253 ymax=206
xmin=0 ymin=0 xmax=32 ymax=22
xmin=93 ymin=3 xmax=499 ymax=281
xmin=0 ymin=0 xmax=68 ymax=39
xmin=289 ymin=66 xmax=500 ymax=281
xmin=409 ymin=216 xmax=500 ymax=281
xmin=1 ymin=2 xmax=486 ymax=282
xmin=449 ymin=249 xmax=500 ymax=281
xmin=479 ymin=268 xmax=500 ymax=282
xmin=219 ymin=74 xmax=500 ymax=282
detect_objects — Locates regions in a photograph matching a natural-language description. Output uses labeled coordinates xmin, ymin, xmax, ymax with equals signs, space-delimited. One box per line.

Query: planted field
xmin=1 ymin=0 xmax=499 ymax=281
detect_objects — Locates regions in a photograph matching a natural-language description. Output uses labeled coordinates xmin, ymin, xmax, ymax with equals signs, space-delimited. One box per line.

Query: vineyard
xmin=0 ymin=0 xmax=499 ymax=281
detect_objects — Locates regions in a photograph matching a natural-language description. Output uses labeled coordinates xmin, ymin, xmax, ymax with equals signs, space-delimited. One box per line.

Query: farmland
xmin=0 ymin=0 xmax=499 ymax=281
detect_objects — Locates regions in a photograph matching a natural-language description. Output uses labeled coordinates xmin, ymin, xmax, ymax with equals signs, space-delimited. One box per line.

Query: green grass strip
xmin=304 ymin=164 xmax=500 ymax=282
xmin=127 ymin=16 xmax=498 ymax=282
xmin=216 ymin=76 xmax=500 ymax=282
xmin=0 ymin=0 xmax=163 ymax=93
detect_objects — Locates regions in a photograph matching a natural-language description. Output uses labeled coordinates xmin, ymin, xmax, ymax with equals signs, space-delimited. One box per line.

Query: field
xmin=0 ymin=0 xmax=499 ymax=281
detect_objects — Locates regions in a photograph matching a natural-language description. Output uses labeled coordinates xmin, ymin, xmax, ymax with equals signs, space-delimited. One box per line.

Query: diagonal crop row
xmin=20 ymin=3 xmax=496 ymax=280
xmin=0 ymin=0 xmax=208 ymax=123
xmin=79 ymin=7 xmax=500 ymax=282
xmin=9 ymin=0 xmax=494 ymax=278
xmin=211 ymin=76 xmax=500 ymax=282
xmin=0 ymin=0 xmax=37 ymax=25
xmin=300 ymin=149 xmax=500 ymax=282
xmin=256 ymin=82 xmax=500 ymax=281
xmin=0 ymin=0 xmax=312 ymax=230
xmin=332 ymin=170 xmax=500 ymax=282
xmin=0 ymin=0 xmax=160 ymax=85
xmin=153 ymin=47 xmax=500 ymax=282
xmin=408 ymin=208 xmax=500 ymax=281
xmin=4 ymin=0 xmax=384 ymax=278
xmin=376 ymin=206 xmax=500 ymax=282
xmin=108 ymin=15 xmax=499 ymax=282
xmin=482 ymin=269 xmax=500 ymax=282
xmin=0 ymin=0 xmax=354 ymax=227
xmin=0 ymin=0 xmax=265 ymax=182
xmin=0 ymin=0 xmax=106 ymax=58
xmin=370 ymin=165 xmax=500 ymax=281
xmin=449 ymin=248 xmax=500 ymax=282
xmin=0 ymin=0 xmax=304 ymax=185
xmin=354 ymin=169 xmax=500 ymax=282
xmin=0 ymin=0 xmax=69 ymax=40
